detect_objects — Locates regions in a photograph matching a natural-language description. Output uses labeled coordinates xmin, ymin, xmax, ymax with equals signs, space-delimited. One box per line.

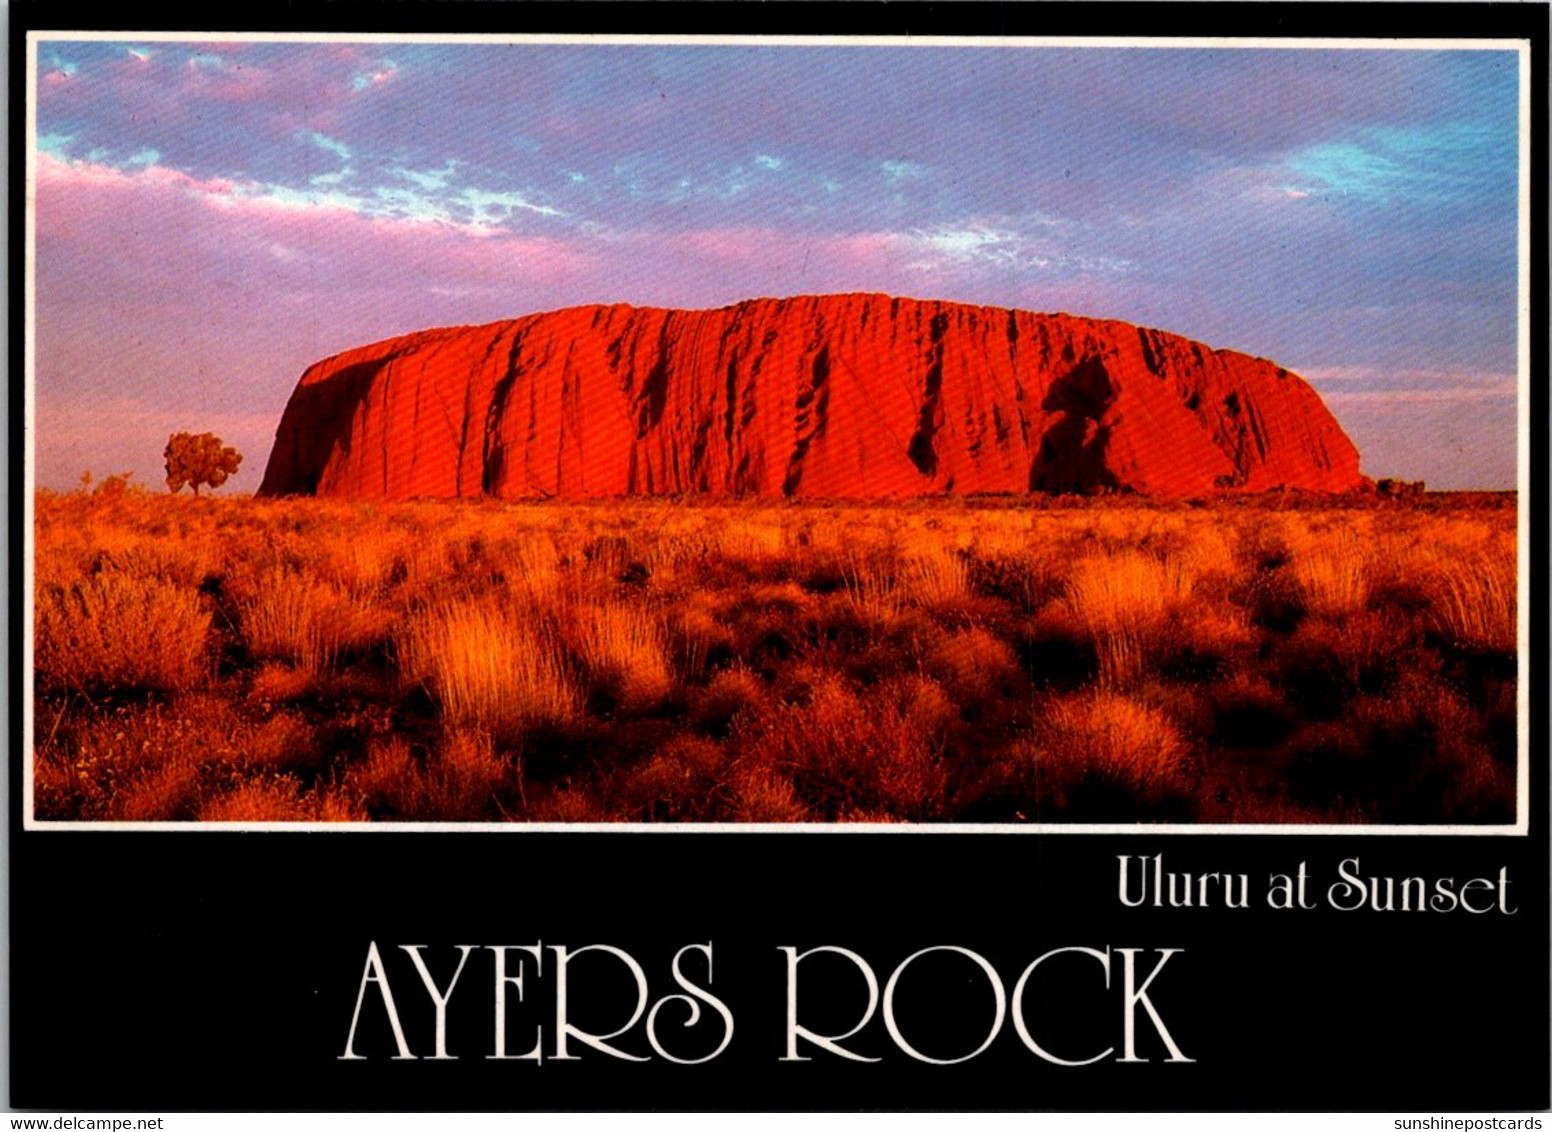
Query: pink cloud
xmin=36 ymin=43 xmax=393 ymax=138
xmin=33 ymin=149 xmax=607 ymax=487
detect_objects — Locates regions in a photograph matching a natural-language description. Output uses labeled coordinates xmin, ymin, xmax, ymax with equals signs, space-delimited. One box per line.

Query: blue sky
xmin=33 ymin=39 xmax=1523 ymax=490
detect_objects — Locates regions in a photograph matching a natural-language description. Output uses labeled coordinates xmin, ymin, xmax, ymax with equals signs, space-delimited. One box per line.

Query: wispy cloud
xmin=38 ymin=147 xmax=567 ymax=235
xmin=881 ymin=159 xmax=926 ymax=187
xmin=896 ymin=220 xmax=1133 ymax=277
xmin=297 ymin=129 xmax=351 ymax=163
xmin=351 ymin=58 xmax=398 ymax=91
xmin=1305 ymin=365 xmax=1517 ymax=404
xmin=1282 ymin=122 xmax=1515 ymax=205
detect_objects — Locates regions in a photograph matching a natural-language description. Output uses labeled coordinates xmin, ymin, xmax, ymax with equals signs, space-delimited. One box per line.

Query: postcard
xmin=11 ymin=3 xmax=1548 ymax=1113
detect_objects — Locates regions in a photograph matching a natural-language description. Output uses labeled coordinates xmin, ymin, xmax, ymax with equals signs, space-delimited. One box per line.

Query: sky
xmin=31 ymin=38 xmax=1523 ymax=492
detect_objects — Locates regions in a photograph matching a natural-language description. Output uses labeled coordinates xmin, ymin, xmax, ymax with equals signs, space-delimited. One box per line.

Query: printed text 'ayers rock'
xmin=259 ymin=294 xmax=1365 ymax=500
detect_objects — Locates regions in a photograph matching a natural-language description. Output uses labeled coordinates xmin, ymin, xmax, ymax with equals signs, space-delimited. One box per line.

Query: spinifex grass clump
xmin=398 ymin=597 xmax=581 ymax=742
xmin=35 ymin=568 xmax=212 ymax=694
xmin=1061 ymin=551 xmax=1196 ymax=686
xmin=570 ymin=599 xmax=674 ymax=712
xmin=1423 ymin=543 xmax=1517 ymax=654
xmin=235 ymin=567 xmax=387 ymax=676
xmin=731 ymin=674 xmax=954 ymax=821
xmin=31 ymin=487 xmax=1519 ymax=824
xmin=1011 ymin=691 xmax=1194 ymax=821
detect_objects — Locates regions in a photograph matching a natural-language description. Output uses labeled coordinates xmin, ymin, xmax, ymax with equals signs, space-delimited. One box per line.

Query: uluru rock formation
xmin=258 ymin=294 xmax=1365 ymax=500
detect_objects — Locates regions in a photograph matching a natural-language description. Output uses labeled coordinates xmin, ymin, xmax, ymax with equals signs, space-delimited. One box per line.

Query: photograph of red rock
xmin=27 ymin=36 xmax=1523 ymax=825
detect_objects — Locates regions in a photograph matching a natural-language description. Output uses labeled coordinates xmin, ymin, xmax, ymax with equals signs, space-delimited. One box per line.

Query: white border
xmin=22 ymin=32 xmax=1535 ymax=836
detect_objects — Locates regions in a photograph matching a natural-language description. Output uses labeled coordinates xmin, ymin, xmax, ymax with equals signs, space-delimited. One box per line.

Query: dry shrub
xmin=968 ymin=550 xmax=1061 ymax=612
xmin=619 ymin=735 xmax=726 ymax=820
xmin=311 ymin=787 xmax=371 ymax=822
xmin=579 ymin=532 xmax=641 ymax=583
xmin=1236 ymin=516 xmax=1294 ymax=570
xmin=1358 ymin=673 xmax=1508 ymax=810
xmin=247 ymin=663 xmax=322 ymax=704
xmin=735 ymin=675 xmax=952 ymax=820
xmin=836 ymin=807 xmax=908 ymax=823
xmin=1173 ymin=522 xmax=1237 ymax=576
xmin=572 ymin=600 xmax=675 ymax=712
xmin=1289 ymin=608 xmax=1414 ymax=697
xmin=30 ymin=490 xmax=1523 ymax=827
xmin=667 ymin=597 xmax=735 ymax=684
xmin=1204 ymin=673 xmax=1293 ymax=750
xmin=711 ymin=517 xmax=789 ymax=567
xmin=399 ymin=599 xmax=580 ymax=740
xmin=314 ymin=531 xmax=409 ymax=597
xmin=34 ymin=696 xmax=322 ymax=821
xmin=85 ymin=528 xmax=225 ymax=590
xmin=236 ymin=712 xmax=324 ymax=774
xmin=1422 ymin=544 xmax=1516 ymax=653
xmin=342 ymin=736 xmax=425 ymax=817
xmin=1178 ymin=594 xmax=1255 ymax=654
xmin=113 ymin=760 xmax=205 ymax=821
xmin=35 ymin=569 xmax=211 ymax=694
xmin=1061 ymin=551 xmax=1195 ymax=685
xmin=424 ymin=729 xmax=510 ymax=820
xmin=897 ymin=544 xmax=972 ymax=613
xmin=1018 ymin=691 xmax=1192 ymax=816
xmin=727 ymin=768 xmax=811 ymax=823
xmin=1290 ymin=533 xmax=1370 ymax=618
xmin=340 ymin=730 xmax=511 ymax=820
xmin=199 ymin=776 xmax=314 ymax=821
xmin=197 ymin=774 xmax=366 ymax=822
xmin=236 ymin=567 xmax=389 ymax=674
xmin=528 ymin=785 xmax=614 ymax=823
xmin=1064 ymin=551 xmax=1194 ymax=634
xmin=488 ymin=533 xmax=566 ymax=604
xmin=842 ymin=548 xmax=903 ymax=622
xmin=401 ymin=538 xmax=454 ymax=595
xmin=1288 ymin=672 xmax=1511 ymax=823
xmin=926 ymin=627 xmax=1022 ymax=708
xmin=691 ymin=665 xmax=768 ymax=737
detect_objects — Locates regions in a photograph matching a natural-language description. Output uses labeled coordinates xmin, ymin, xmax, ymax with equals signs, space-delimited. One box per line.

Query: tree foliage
xmin=165 ymin=432 xmax=242 ymax=496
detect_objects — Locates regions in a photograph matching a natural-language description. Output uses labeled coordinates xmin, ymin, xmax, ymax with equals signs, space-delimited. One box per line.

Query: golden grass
xmin=737 ymin=674 xmax=953 ymax=820
xmin=619 ymin=734 xmax=726 ymax=820
xmin=1061 ymin=551 xmax=1195 ymax=685
xmin=1424 ymin=544 xmax=1517 ymax=653
xmin=571 ymin=599 xmax=674 ymax=711
xmin=35 ymin=568 xmax=211 ymax=694
xmin=1026 ymin=691 xmax=1191 ymax=801
xmin=926 ymin=626 xmax=1021 ymax=704
xmin=1290 ymin=532 xmax=1370 ymax=618
xmin=398 ymin=598 xmax=581 ymax=740
xmin=899 ymin=544 xmax=972 ymax=610
xmin=33 ymin=695 xmax=331 ymax=820
xmin=236 ymin=567 xmax=389 ymax=675
xmin=31 ymin=488 xmax=1520 ymax=824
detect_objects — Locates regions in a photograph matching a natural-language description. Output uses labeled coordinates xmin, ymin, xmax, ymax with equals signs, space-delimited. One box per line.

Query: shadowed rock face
xmin=258 ymin=294 xmax=1365 ymax=500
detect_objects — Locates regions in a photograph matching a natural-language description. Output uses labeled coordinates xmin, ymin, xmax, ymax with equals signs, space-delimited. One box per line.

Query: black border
xmin=10 ymin=3 xmax=1550 ymax=1113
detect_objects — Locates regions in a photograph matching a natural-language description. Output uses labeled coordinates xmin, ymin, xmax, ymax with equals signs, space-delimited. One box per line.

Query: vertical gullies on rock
xmin=633 ymin=320 xmax=673 ymax=440
xmin=784 ymin=344 xmax=832 ymax=495
xmin=481 ymin=331 xmax=524 ymax=496
xmin=1138 ymin=326 xmax=1161 ymax=375
xmin=906 ymin=310 xmax=950 ymax=477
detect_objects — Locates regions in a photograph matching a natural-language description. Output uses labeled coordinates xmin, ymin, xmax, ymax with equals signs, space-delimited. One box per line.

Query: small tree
xmin=165 ymin=432 xmax=242 ymax=496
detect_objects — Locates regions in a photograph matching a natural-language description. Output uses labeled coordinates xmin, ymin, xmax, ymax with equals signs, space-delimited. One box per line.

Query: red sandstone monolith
xmin=258 ymin=294 xmax=1365 ymax=500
